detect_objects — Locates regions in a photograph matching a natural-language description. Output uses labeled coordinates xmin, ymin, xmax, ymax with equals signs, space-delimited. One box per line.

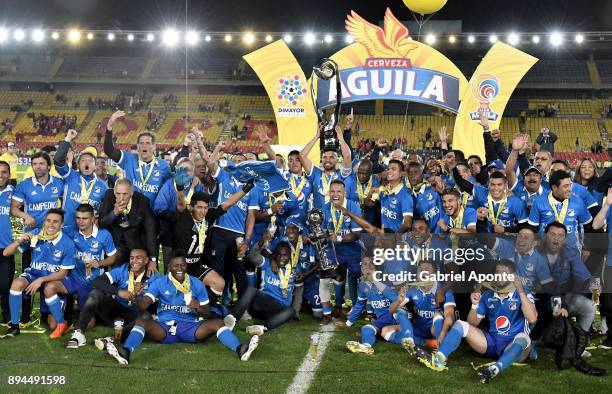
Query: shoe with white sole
xmin=238 ymin=335 xmax=259 ymax=361
xmin=402 ymin=337 xmax=416 ymax=356
xmin=246 ymin=325 xmax=267 ymax=336
xmin=346 ymin=341 xmax=374 ymax=355
xmin=66 ymin=330 xmax=86 ymax=348
xmin=106 ymin=341 xmax=130 ymax=365
xmin=94 ymin=336 xmax=114 ymax=352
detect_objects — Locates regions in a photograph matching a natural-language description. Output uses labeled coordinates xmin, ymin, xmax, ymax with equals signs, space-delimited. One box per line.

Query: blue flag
xmin=222 ymin=160 xmax=289 ymax=193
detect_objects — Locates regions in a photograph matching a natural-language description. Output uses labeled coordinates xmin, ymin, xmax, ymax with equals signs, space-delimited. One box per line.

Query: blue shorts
xmin=372 ymin=313 xmax=397 ymax=329
xmin=336 ymin=254 xmax=361 ymax=278
xmin=303 ymin=283 xmax=321 ymax=309
xmin=160 ymin=321 xmax=202 ymax=344
xmin=62 ymin=276 xmax=92 ymax=307
xmin=413 ymin=320 xmax=434 ymax=340
xmin=20 ymin=269 xmax=44 ymax=284
xmin=483 ymin=332 xmax=514 ymax=359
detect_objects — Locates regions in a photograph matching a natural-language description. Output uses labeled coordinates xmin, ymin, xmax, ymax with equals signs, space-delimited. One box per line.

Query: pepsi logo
xmin=495 ymin=315 xmax=511 ymax=334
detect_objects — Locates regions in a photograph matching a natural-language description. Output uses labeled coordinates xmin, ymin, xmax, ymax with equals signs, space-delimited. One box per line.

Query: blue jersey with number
xmin=405 ymin=283 xmax=455 ymax=330
xmin=19 ymin=230 xmax=75 ymax=278
xmin=380 ymin=184 xmax=414 ymax=232
xmin=0 ymin=185 xmax=14 ymax=248
xmin=145 ymin=274 xmax=209 ymax=323
xmin=118 ymin=152 xmax=171 ymax=206
xmin=70 ymin=226 xmax=117 ymax=282
xmin=347 ymin=281 xmax=393 ymax=325
xmin=212 ymin=167 xmax=252 ymax=234
xmin=323 ymin=199 xmax=362 ymax=257
xmin=476 ymin=289 xmax=533 ymax=338
xmin=260 ymin=257 xmax=294 ymax=306
xmin=411 ymin=184 xmax=445 ymax=233
xmin=307 ymin=166 xmax=353 ymax=209
xmin=58 ymin=167 xmax=108 ymax=232
xmin=13 ymin=176 xmax=64 ymax=232
xmin=495 ymin=239 xmax=554 ymax=294
xmin=473 ymin=185 xmax=528 ymax=231
xmin=106 ymin=264 xmax=159 ymax=310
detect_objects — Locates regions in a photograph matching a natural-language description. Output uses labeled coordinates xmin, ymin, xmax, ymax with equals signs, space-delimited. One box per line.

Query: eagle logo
xmin=345 ymin=8 xmax=418 ymax=59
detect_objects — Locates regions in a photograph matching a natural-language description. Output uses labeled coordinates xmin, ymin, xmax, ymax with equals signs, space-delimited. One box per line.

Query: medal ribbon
xmin=138 ymin=159 xmax=157 ymax=187
xmin=80 ymin=176 xmax=97 ymax=203
xmin=487 ymin=193 xmax=507 ymax=225
xmin=548 ymin=192 xmax=568 ymax=224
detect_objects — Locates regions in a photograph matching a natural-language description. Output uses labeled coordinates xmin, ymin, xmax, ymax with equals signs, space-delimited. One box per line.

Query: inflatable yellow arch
xmin=244 ymin=8 xmax=537 ymax=162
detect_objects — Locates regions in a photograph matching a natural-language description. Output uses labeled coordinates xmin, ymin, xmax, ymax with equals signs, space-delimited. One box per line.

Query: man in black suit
xmin=98 ymin=178 xmax=158 ymax=273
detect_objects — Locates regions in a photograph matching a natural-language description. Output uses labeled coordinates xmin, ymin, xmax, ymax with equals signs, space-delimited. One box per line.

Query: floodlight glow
xmin=86 ymin=32 xmax=94 ymax=40
xmin=575 ymin=34 xmax=584 ymax=43
xmin=0 ymin=29 xmax=8 ymax=43
xmin=162 ymin=29 xmax=179 ymax=46
xmin=186 ymin=31 xmax=199 ymax=45
xmin=107 ymin=33 xmax=115 ymax=41
xmin=489 ymin=34 xmax=498 ymax=43
xmin=243 ymin=32 xmax=255 ymax=45
xmin=14 ymin=29 xmax=25 ymax=41
xmin=68 ymin=30 xmax=81 ymax=43
xmin=205 ymin=35 xmax=211 ymax=42
xmin=51 ymin=31 xmax=59 ymax=40
xmin=550 ymin=32 xmax=563 ymax=46
xmin=304 ymin=32 xmax=316 ymax=45
xmin=224 ymin=34 xmax=232 ymax=42
xmin=32 ymin=29 xmax=44 ymax=42
xmin=532 ymin=35 xmax=540 ymax=44
xmin=283 ymin=34 xmax=292 ymax=43
xmin=265 ymin=34 xmax=273 ymax=42
xmin=127 ymin=34 xmax=134 ymax=41
xmin=345 ymin=34 xmax=354 ymax=44
xmin=507 ymin=33 xmax=519 ymax=45
xmin=146 ymin=33 xmax=155 ymax=42
xmin=324 ymin=34 xmax=333 ymax=44
xmin=425 ymin=34 xmax=436 ymax=45
xmin=448 ymin=35 xmax=456 ymax=43
xmin=467 ymin=35 xmax=475 ymax=43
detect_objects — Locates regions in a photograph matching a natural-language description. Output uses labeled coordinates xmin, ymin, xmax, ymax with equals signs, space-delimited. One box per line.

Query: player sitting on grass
xmin=104 ymin=251 xmax=259 ymax=365
xmin=339 ymin=256 xmax=415 ymax=355
xmin=387 ymin=260 xmax=456 ymax=352
xmin=415 ymin=260 xmax=537 ymax=384
xmin=67 ymin=247 xmax=159 ymax=349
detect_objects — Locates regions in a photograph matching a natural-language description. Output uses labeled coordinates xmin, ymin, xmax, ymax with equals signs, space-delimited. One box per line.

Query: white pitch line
xmin=285 ymin=323 xmax=335 ymax=394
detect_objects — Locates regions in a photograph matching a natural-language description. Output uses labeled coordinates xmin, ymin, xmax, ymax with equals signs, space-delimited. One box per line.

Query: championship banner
xmin=453 ymin=42 xmax=538 ymax=160
xmin=243 ymin=40 xmax=319 ymax=162
xmin=221 ymin=160 xmax=290 ymax=193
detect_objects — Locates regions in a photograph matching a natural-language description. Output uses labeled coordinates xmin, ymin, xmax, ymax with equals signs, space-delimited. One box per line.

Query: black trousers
xmin=0 ymin=251 xmax=15 ymax=322
xmin=207 ymin=227 xmax=247 ymax=299
xmin=230 ymin=286 xmax=295 ymax=330
xmin=20 ymin=249 xmax=32 ymax=322
xmin=76 ymin=289 xmax=139 ymax=340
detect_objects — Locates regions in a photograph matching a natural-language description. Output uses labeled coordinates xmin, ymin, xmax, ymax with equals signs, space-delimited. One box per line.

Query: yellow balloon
xmin=402 ymin=0 xmax=448 ymax=15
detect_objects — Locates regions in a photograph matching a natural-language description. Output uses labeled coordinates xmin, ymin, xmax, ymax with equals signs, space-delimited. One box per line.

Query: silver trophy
xmin=311 ymin=58 xmax=342 ymax=152
xmin=306 ymin=208 xmax=338 ymax=275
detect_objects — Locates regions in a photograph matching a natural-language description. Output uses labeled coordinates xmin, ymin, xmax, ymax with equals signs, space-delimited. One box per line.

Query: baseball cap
xmin=285 ymin=216 xmax=303 ymax=232
xmin=486 ymin=160 xmax=505 ymax=171
xmin=80 ymin=146 xmax=98 ymax=159
xmin=523 ymin=165 xmax=542 ymax=176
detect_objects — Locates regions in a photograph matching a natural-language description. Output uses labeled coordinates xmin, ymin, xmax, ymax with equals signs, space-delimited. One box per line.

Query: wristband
xmin=471 ymin=304 xmax=479 ymax=310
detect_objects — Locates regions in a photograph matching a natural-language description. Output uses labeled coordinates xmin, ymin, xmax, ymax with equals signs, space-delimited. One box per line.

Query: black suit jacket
xmin=98 ymin=189 xmax=158 ymax=260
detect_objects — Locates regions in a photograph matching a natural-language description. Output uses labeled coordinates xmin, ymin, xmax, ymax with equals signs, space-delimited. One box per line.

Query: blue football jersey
xmin=476 ymin=289 xmax=534 ymax=338
xmin=307 ymin=166 xmax=352 ymax=209
xmin=411 ymin=184 xmax=445 ymax=233
xmin=212 ymin=166 xmax=252 ymax=234
xmin=0 ymin=185 xmax=13 ymax=248
xmin=71 ymin=226 xmax=117 ymax=282
xmin=145 ymin=273 xmax=209 ymax=323
xmin=495 ymin=239 xmax=554 ymax=294
xmin=380 ymin=184 xmax=414 ymax=232
xmin=13 ymin=176 xmax=64 ymax=232
xmin=404 ymin=282 xmax=455 ymax=329
xmin=323 ymin=199 xmax=362 ymax=257
xmin=283 ymin=171 xmax=312 ymax=218
xmin=106 ymin=264 xmax=160 ymax=310
xmin=58 ymin=167 xmax=108 ymax=232
xmin=20 ymin=230 xmax=75 ymax=278
xmin=347 ymin=281 xmax=393 ymax=325
xmin=118 ymin=152 xmax=171 ymax=206
xmin=528 ymin=193 xmax=591 ymax=236
xmin=473 ymin=185 xmax=528 ymax=230
xmin=260 ymin=257 xmax=295 ymax=306
xmin=510 ymin=180 xmax=548 ymax=214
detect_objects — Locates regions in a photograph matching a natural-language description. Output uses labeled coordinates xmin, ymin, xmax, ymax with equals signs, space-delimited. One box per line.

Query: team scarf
xmin=175 ymin=180 xmax=195 ymax=205
xmin=80 ymin=175 xmax=97 ymax=204
xmin=169 ymin=273 xmax=192 ymax=305
xmin=127 ymin=269 xmax=145 ymax=294
xmin=195 ymin=219 xmax=207 ymax=254
xmin=357 ymin=176 xmax=373 ymax=205
xmin=138 ymin=158 xmax=157 ymax=187
xmin=222 ymin=159 xmax=289 ymax=193
xmin=30 ymin=227 xmax=60 ymax=247
xmin=548 ymin=192 xmax=569 ymax=224
xmin=331 ymin=199 xmax=347 ymax=234
xmin=289 ymin=172 xmax=307 ymax=200
xmin=487 ymin=193 xmax=507 ymax=225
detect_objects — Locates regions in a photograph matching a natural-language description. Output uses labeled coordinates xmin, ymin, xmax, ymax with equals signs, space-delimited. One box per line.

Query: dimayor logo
xmin=276 ymin=75 xmax=307 ymax=118
xmin=469 ymin=74 xmax=500 ymax=121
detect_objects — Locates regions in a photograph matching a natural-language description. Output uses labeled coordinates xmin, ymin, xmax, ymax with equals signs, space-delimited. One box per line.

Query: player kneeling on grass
xmin=416 ymin=260 xmax=538 ymax=384
xmin=1 ymin=209 xmax=76 ymax=339
xmin=386 ymin=260 xmax=456 ymax=354
xmin=105 ymin=251 xmax=259 ymax=365
xmin=67 ymin=247 xmax=159 ymax=349
xmin=223 ymin=240 xmax=298 ymax=336
xmin=339 ymin=257 xmax=415 ymax=355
